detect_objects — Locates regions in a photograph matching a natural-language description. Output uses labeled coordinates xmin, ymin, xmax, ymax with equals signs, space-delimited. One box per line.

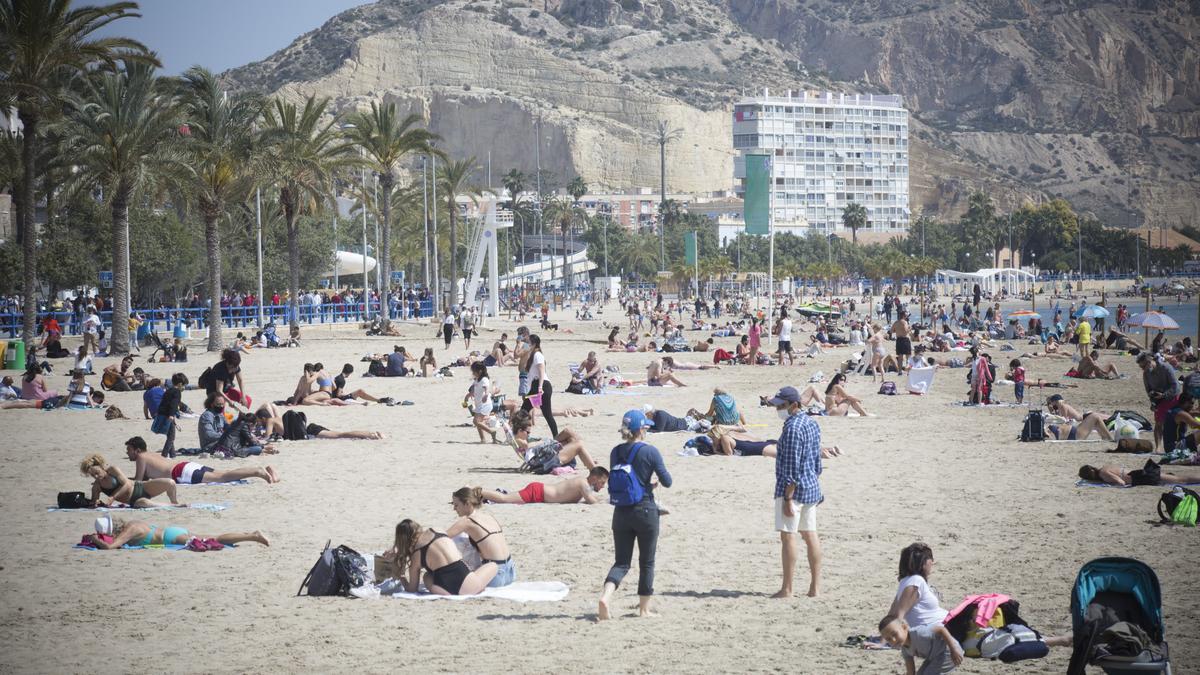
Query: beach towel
xmin=381 ymin=581 xmax=569 ymax=602
xmin=179 ymin=479 xmax=251 ymax=487
xmin=49 ymin=502 xmax=230 ymax=513
xmin=906 ymin=366 xmax=935 ymax=395
xmin=1046 ymin=438 xmax=1106 ymax=444
xmin=1075 ymin=480 xmax=1200 ymax=489
xmin=74 ymin=542 xmax=235 ymax=551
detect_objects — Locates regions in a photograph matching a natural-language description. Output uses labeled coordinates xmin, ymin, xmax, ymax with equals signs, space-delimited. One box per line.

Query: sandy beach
xmin=0 ymin=304 xmax=1194 ymax=674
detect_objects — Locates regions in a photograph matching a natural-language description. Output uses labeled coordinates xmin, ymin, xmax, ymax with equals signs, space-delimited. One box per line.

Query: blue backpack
xmin=608 ymin=442 xmax=646 ymax=506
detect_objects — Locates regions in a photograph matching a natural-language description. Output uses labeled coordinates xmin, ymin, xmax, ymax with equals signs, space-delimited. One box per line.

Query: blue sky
xmin=91 ymin=0 xmax=371 ymax=75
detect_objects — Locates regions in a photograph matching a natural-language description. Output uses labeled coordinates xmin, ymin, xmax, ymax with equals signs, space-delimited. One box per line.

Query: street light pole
xmin=361 ymin=163 xmax=369 ymax=317
xmin=255 ymin=187 xmax=264 ymax=327
xmin=422 ymin=156 xmax=430 ymax=289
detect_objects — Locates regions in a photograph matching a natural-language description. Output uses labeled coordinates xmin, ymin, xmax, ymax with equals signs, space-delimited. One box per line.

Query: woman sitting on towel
xmin=447 ymin=487 xmax=515 ymax=588
xmin=887 ymin=542 xmax=1072 ymax=644
xmin=85 ymin=514 xmax=269 ymax=549
xmin=1044 ymin=394 xmax=1113 ymax=441
xmin=823 ymin=373 xmax=868 ymax=417
xmin=80 ymin=453 xmax=183 ymax=508
xmin=389 ymin=518 xmax=496 ymax=596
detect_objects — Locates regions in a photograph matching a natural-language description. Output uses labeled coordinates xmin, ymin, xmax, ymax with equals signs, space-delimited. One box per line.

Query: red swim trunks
xmin=518 ymin=481 xmax=545 ymax=504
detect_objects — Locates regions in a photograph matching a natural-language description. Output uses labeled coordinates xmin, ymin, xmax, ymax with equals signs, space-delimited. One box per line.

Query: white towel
xmin=382 ymin=581 xmax=570 ymax=602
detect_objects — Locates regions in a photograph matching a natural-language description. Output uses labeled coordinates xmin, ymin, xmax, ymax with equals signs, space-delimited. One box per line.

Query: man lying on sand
xmin=125 ymin=436 xmax=279 ymax=484
xmin=481 ymin=468 xmax=610 ymax=505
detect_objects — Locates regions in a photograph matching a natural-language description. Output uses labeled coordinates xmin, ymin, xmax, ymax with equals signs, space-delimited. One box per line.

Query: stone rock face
xmin=224 ymin=0 xmax=1199 ymax=224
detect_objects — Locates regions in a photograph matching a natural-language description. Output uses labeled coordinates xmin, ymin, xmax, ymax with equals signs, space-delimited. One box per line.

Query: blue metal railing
xmin=1 ymin=299 xmax=435 ymax=339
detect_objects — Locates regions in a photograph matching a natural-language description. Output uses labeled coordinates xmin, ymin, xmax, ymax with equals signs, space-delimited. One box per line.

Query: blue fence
xmin=1 ymin=299 xmax=435 ymax=339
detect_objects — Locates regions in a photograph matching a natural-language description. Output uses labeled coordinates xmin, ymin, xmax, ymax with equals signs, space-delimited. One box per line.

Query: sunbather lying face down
xmin=85 ymin=515 xmax=270 ymax=549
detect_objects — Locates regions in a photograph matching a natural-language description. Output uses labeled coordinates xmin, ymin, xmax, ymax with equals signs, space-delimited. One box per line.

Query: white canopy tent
xmin=934 ymin=267 xmax=1035 ymax=296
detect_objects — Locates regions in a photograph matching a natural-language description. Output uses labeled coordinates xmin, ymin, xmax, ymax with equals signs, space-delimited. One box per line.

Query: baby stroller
xmin=146 ymin=332 xmax=169 ymax=363
xmin=1067 ymin=557 xmax=1171 ymax=674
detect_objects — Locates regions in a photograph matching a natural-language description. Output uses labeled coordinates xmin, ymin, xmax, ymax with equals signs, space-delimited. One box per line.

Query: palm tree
xmin=176 ymin=67 xmax=261 ymax=351
xmin=842 ymin=202 xmax=867 ymax=244
xmin=543 ymin=195 xmax=576 ymax=289
xmin=343 ymin=102 xmax=438 ymax=320
xmin=618 ymin=232 xmax=658 ymax=279
xmin=502 ymin=168 xmax=526 ymax=257
xmin=436 ymin=157 xmax=481 ymax=305
xmin=0 ymin=0 xmax=153 ymax=347
xmin=260 ymin=95 xmax=352 ymax=329
xmin=566 ymin=176 xmax=587 ymax=290
xmin=64 ymin=61 xmax=184 ymax=356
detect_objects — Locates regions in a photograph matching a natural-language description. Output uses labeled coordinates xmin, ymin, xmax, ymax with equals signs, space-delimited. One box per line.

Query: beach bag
xmin=367 ymin=360 xmax=387 ymax=377
xmin=521 ymin=441 xmax=562 ymax=475
xmin=298 ymin=541 xmax=369 ymax=596
xmin=565 ymin=380 xmax=585 ymax=395
xmin=878 ymin=381 xmax=897 ymax=395
xmin=281 ymin=410 xmax=308 ymax=441
xmin=1020 ymin=410 xmax=1046 ymax=442
xmin=57 ymin=491 xmax=90 ymax=509
xmin=996 ymin=624 xmax=1049 ymax=663
xmin=1106 ymin=410 xmax=1152 ymax=431
xmin=608 ymin=442 xmax=646 ymax=506
xmin=100 ymin=370 xmax=120 ymax=390
xmin=1157 ymin=487 xmax=1200 ymax=526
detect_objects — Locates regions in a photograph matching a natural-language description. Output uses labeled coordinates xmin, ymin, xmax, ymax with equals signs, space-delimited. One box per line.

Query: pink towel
xmin=943 ymin=593 xmax=1012 ymax=627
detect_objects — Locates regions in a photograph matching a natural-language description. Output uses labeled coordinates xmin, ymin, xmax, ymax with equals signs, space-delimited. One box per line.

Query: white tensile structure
xmin=462 ymin=204 xmax=514 ymax=317
xmin=935 ymin=267 xmax=1035 ymax=296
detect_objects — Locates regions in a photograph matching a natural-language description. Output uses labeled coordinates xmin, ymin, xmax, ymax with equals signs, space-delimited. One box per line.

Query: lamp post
xmin=255 ymin=187 xmax=264 ymax=327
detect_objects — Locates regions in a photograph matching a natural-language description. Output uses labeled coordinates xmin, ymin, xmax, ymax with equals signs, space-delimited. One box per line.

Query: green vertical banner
xmin=744 ymin=153 xmax=771 ymax=234
xmin=685 ymin=231 xmax=698 ymax=265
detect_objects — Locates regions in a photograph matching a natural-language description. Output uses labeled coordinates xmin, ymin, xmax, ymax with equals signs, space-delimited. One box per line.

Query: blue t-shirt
xmin=143 ymin=386 xmax=166 ymax=415
xmin=386 ymin=352 xmax=406 ymax=376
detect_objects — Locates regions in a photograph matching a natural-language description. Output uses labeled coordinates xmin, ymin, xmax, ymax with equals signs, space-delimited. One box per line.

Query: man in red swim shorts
xmin=480 ymin=468 xmax=610 ymax=505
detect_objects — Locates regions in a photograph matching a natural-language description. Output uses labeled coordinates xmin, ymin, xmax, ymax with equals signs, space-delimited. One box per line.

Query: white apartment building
xmin=732 ymin=90 xmax=910 ymax=234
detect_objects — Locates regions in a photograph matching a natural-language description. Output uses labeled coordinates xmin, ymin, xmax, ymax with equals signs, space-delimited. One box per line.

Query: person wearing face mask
xmin=767 ymin=386 xmax=823 ymax=599
xmin=198 ymin=391 xmax=231 ymax=453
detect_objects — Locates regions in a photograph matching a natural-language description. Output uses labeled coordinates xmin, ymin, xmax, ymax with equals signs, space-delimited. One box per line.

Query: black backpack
xmin=57 ymin=491 xmax=90 ymax=509
xmin=367 ymin=360 xmax=387 ymax=377
xmin=297 ymin=540 xmax=370 ymax=596
xmin=1020 ymin=409 xmax=1046 ymax=442
xmin=281 ymin=410 xmax=308 ymax=441
xmin=1157 ymin=487 xmax=1200 ymax=523
xmin=197 ymin=366 xmax=214 ymax=391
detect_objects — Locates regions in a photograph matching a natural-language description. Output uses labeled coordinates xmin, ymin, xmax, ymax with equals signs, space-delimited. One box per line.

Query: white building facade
xmin=732 ymin=90 xmax=910 ymax=235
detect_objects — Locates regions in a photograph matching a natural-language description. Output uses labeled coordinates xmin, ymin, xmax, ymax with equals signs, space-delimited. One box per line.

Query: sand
xmin=0 ymin=305 xmax=1195 ymax=674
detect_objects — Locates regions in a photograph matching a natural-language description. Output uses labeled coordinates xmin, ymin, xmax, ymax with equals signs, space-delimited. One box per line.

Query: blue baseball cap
xmin=621 ymin=409 xmax=654 ymax=431
xmin=767 ymin=386 xmax=801 ymax=406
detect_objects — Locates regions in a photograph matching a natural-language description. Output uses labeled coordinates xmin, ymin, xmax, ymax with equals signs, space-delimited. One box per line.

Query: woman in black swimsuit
xmin=447 ymin=487 xmax=515 ymax=588
xmin=390 ymin=518 xmax=496 ymax=595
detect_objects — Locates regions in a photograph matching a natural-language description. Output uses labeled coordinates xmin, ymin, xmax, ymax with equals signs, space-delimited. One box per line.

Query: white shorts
xmin=775 ymin=497 xmax=817 ymax=533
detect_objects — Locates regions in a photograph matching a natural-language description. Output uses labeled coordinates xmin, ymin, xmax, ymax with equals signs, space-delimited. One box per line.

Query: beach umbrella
xmin=1074 ymin=305 xmax=1110 ymax=319
xmin=1124 ymin=311 xmax=1180 ymax=330
xmin=1007 ymin=309 xmax=1040 ymax=318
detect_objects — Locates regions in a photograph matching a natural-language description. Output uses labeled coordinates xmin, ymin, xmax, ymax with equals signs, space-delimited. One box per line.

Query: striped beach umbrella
xmin=1124 ymin=311 xmax=1180 ymax=330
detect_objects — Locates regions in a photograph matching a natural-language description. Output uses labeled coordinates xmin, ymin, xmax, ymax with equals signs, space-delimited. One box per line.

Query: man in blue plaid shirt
xmin=767 ymin=385 xmax=823 ymax=598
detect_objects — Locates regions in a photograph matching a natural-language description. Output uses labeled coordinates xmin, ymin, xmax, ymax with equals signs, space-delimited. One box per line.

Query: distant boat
xmin=795 ymin=302 xmax=841 ymax=317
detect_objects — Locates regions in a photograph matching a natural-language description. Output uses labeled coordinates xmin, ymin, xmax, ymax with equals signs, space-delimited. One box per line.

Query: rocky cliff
xmin=224 ymin=0 xmax=1200 ymax=225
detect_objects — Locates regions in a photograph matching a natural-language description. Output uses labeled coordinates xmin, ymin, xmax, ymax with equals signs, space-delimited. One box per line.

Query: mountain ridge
xmin=223 ymin=0 xmax=1200 ymax=225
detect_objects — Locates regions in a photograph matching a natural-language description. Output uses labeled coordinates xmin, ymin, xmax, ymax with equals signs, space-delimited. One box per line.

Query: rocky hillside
xmin=224 ymin=0 xmax=1200 ymax=225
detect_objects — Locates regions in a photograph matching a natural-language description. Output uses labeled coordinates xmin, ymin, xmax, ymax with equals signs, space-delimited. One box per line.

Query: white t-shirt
xmin=529 ymin=351 xmax=546 ymax=381
xmin=779 ymin=318 xmax=792 ymax=342
xmin=471 ymin=376 xmax=491 ymax=411
xmin=84 ymin=314 xmax=101 ymax=335
xmin=895 ymin=575 xmax=947 ymax=628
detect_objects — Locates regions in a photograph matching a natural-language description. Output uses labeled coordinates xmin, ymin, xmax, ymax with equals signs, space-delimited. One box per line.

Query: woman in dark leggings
xmin=520 ymin=334 xmax=558 ymax=437
xmin=598 ymin=409 xmax=672 ymax=620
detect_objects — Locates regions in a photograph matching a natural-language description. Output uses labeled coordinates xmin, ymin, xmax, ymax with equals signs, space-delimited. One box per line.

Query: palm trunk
xmin=204 ymin=207 xmax=223 ymax=351
xmin=380 ymin=173 xmax=393 ymax=325
xmin=561 ymin=221 xmax=569 ymax=291
xmin=109 ymin=185 xmax=132 ymax=356
xmin=284 ymin=192 xmax=300 ymax=329
xmin=449 ymin=199 xmax=458 ymax=305
xmin=19 ymin=110 xmax=38 ymax=348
